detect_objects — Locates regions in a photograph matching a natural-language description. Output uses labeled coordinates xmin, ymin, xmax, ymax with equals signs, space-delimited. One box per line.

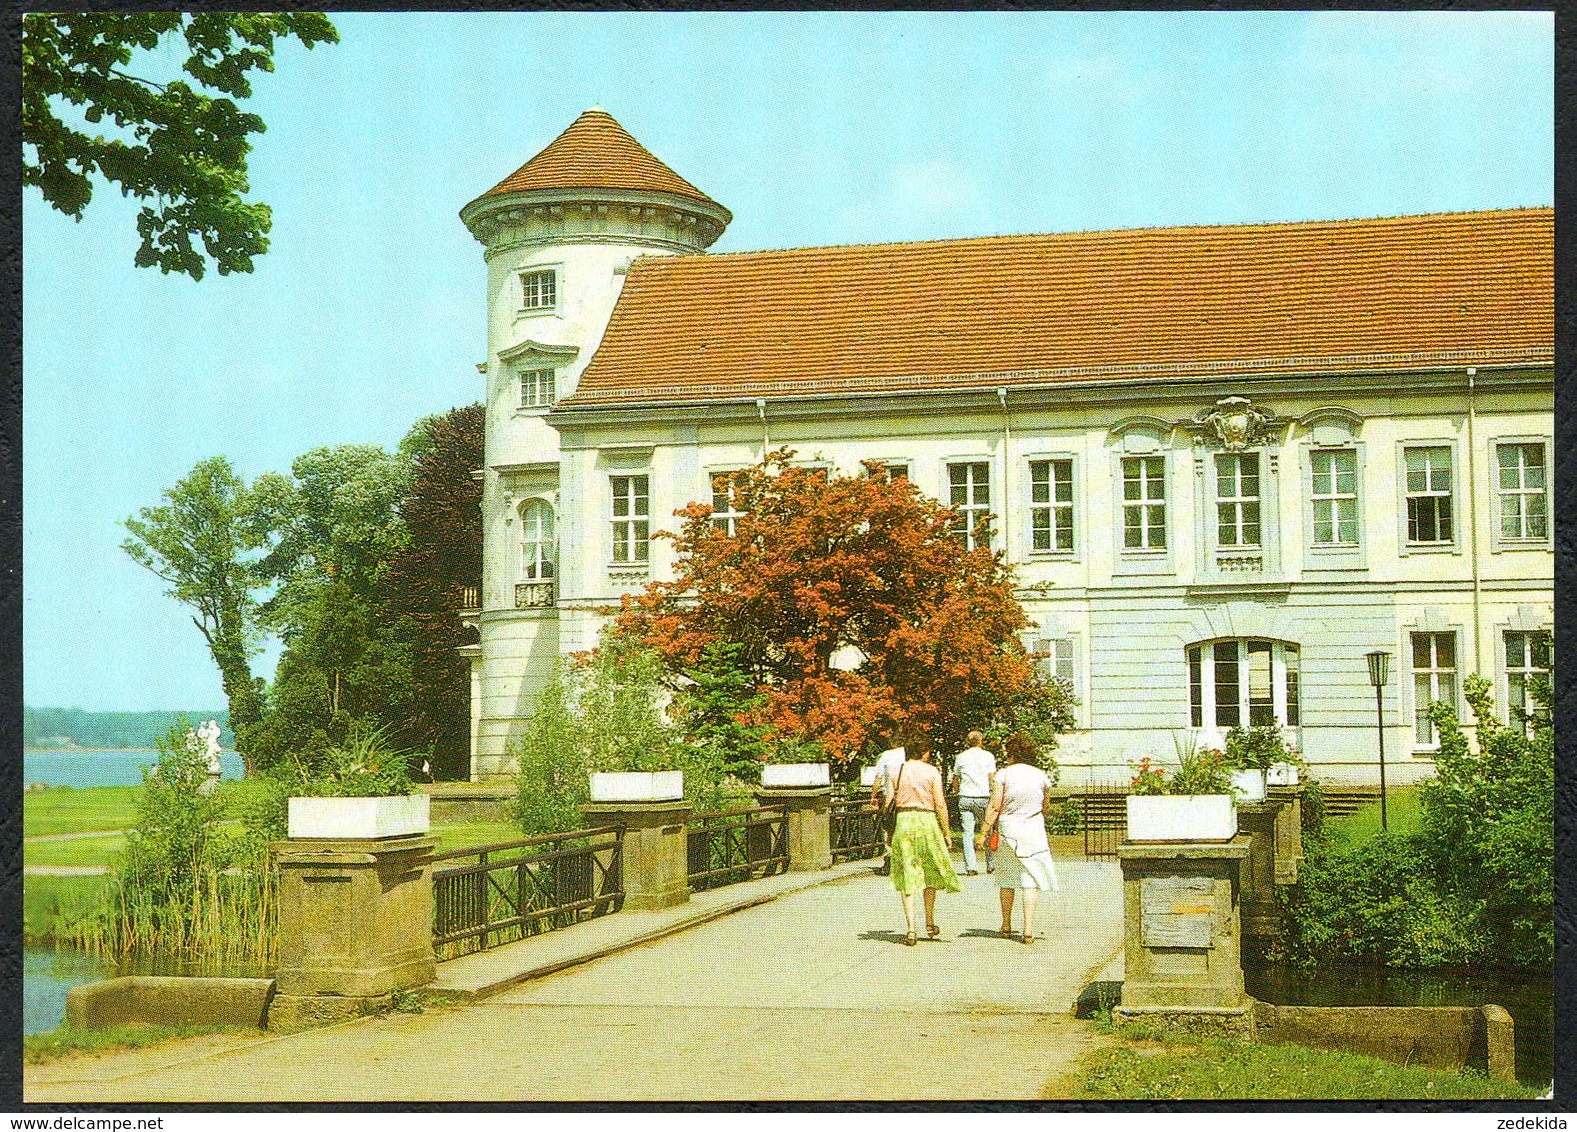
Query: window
xmin=710 ymin=473 xmax=745 ymax=537
xmin=1029 ymin=459 xmax=1074 ymax=553
xmin=1411 ymin=631 xmax=1457 ymax=747
xmin=1122 ymin=456 xmax=1166 ymax=550
xmin=947 ymin=461 xmax=991 ymax=550
xmin=610 ymin=475 xmax=649 ymax=564
xmin=879 ymin=462 xmax=909 ymax=483
xmin=1030 ymin=636 xmax=1075 ymax=685
xmin=1405 ymin=446 xmax=1453 ymax=545
xmin=518 ymin=367 xmax=556 ymax=408
xmin=1215 ymin=453 xmax=1261 ymax=548
xmin=1504 ymin=630 xmax=1551 ymax=731
xmin=520 ymin=269 xmax=557 ymax=311
xmin=1187 ymin=639 xmax=1300 ymax=730
xmin=518 ymin=499 xmax=555 ymax=580
xmin=1497 ymin=443 xmax=1548 ymax=542
xmin=1310 ymin=449 xmax=1358 ymax=546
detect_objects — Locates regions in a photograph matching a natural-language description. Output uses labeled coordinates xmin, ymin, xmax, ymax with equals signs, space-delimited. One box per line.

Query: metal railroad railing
xmin=830 ymin=794 xmax=882 ymax=862
xmin=685 ymin=804 xmax=789 ymax=892
xmin=431 ymin=824 xmax=624 ymax=960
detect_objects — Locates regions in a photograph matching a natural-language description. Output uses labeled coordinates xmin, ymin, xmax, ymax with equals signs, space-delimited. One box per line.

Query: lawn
xmin=24 ymin=1022 xmax=258 ymax=1064
xmin=1072 ymin=1028 xmax=1540 ymax=1101
xmin=24 ymin=834 xmax=126 ymax=869
xmin=430 ymin=820 xmax=525 ymax=854
xmin=1329 ymin=786 xmax=1423 ymax=842
xmin=23 ymin=786 xmax=142 ymax=838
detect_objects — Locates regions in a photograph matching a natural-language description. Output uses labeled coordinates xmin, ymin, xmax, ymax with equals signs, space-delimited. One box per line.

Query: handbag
xmin=987 ymin=825 xmax=1001 ymax=853
xmin=878 ymin=762 xmax=906 ymax=838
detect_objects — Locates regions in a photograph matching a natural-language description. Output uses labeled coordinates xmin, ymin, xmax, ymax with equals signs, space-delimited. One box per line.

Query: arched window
xmin=1187 ymin=638 xmax=1300 ymax=731
xmin=519 ymin=499 xmax=556 ymax=581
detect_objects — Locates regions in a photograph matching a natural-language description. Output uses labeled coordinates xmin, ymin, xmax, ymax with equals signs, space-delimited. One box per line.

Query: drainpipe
xmin=757 ymin=397 xmax=769 ymax=454
xmin=998 ymin=387 xmax=1011 ymax=549
xmin=1465 ymin=368 xmax=1484 ymax=684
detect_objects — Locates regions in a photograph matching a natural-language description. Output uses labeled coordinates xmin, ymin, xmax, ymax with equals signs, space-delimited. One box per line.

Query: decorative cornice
xmin=462 ymin=186 xmax=730 ymax=255
xmin=1297 ymin=405 xmax=1365 ymax=432
xmin=498 ymin=338 xmax=579 ymax=365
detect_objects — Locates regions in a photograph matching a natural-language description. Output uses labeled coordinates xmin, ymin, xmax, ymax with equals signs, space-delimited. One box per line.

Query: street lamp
xmin=1365 ymin=650 xmax=1391 ymax=831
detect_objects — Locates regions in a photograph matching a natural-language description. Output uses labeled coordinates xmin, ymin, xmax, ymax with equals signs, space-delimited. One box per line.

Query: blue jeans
xmin=959 ymin=796 xmax=992 ymax=872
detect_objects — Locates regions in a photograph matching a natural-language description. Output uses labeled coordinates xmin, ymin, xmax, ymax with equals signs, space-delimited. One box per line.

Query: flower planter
xmin=859 ymin=766 xmax=879 ymax=788
xmin=287 ymin=794 xmax=430 ymax=839
xmin=1125 ymin=794 xmax=1237 ymax=842
xmin=589 ymin=770 xmax=684 ymax=803
xmin=1266 ymin=761 xmax=1300 ymax=787
xmin=1230 ymin=769 xmax=1267 ymax=803
xmin=760 ymin=763 xmax=831 ymax=788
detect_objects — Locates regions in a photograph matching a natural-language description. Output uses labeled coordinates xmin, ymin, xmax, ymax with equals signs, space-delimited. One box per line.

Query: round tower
xmin=459 ymin=108 xmax=729 ymax=779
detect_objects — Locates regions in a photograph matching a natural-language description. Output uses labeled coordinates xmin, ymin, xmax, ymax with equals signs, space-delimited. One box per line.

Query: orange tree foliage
xmin=618 ymin=450 xmax=1074 ymax=769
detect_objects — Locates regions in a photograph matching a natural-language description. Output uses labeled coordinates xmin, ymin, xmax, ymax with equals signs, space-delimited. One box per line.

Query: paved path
xmin=26 ymin=857 xmax=1125 ymax=1103
xmin=24 ymin=829 xmax=129 ymax=844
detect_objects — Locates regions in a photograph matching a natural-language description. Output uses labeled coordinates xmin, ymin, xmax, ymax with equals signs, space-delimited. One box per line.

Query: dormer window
xmin=519 ymin=367 xmax=556 ymax=409
xmin=520 ymin=269 xmax=557 ymax=312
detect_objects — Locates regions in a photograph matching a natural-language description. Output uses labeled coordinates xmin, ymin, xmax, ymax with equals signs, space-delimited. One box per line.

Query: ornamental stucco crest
xmin=1188 ymin=396 xmax=1280 ymax=450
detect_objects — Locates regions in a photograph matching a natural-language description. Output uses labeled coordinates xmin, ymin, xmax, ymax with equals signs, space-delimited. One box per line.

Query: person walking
xmin=869 ymin=731 xmax=908 ymax=876
xmin=949 ymin=730 xmax=996 ymax=876
xmin=887 ymin=735 xmax=961 ymax=946
xmin=976 ymin=732 xmax=1058 ymax=944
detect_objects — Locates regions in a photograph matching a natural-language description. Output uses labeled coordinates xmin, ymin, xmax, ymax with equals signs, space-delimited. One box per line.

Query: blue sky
xmin=22 ymin=11 xmax=1553 ymax=712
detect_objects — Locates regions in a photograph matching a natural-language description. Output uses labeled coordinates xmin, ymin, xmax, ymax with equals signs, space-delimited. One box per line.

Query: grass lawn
xmin=1072 ymin=1025 xmax=1539 ymax=1101
xmin=23 ymin=786 xmax=142 ymax=838
xmin=24 ymin=833 xmax=126 ymax=869
xmin=24 ymin=1023 xmax=257 ymax=1064
xmin=430 ymin=820 xmax=525 ymax=854
xmin=1330 ymin=786 xmax=1423 ymax=842
xmin=23 ymin=874 xmax=112 ymax=944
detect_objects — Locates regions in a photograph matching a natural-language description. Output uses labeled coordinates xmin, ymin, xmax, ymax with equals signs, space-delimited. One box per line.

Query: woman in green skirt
xmin=887 ymin=735 xmax=962 ymax=945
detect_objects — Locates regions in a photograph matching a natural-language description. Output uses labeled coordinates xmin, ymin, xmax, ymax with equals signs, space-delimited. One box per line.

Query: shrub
xmin=1047 ymin=797 xmax=1083 ymax=835
xmin=1225 ymin=725 xmax=1293 ymax=770
xmin=509 ymin=676 xmax=589 ymax=836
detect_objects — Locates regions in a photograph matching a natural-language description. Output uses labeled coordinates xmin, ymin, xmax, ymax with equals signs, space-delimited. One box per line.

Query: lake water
xmin=24 ymin=748 xmax=244 ymax=789
xmin=24 ymin=947 xmax=268 ymax=1034
xmin=1246 ymin=962 xmax=1554 ymax=1086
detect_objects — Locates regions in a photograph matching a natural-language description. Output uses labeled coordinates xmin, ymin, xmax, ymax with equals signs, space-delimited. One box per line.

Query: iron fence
xmin=685 ymin=804 xmax=789 ymax=891
xmin=831 ymin=794 xmax=882 ymax=862
xmin=431 ymin=824 xmax=624 ymax=960
xmin=1080 ymin=786 xmax=1129 ymax=859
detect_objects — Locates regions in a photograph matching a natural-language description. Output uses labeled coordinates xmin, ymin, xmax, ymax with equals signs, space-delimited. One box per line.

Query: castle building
xmin=459 ymin=108 xmax=1553 ymax=785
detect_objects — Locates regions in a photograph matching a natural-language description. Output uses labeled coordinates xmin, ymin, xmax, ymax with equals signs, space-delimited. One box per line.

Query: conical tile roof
xmin=482 ymin=108 xmax=727 ymax=216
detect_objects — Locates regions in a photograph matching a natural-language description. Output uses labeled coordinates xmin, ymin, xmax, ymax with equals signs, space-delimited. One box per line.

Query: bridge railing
xmin=431 ymin=824 xmax=624 ymax=960
xmin=685 ymin=804 xmax=789 ymax=892
xmin=830 ymin=794 xmax=882 ymax=862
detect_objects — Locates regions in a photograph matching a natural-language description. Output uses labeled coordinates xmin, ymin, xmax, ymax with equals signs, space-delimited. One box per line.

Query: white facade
xmin=460 ymin=117 xmax=1552 ymax=785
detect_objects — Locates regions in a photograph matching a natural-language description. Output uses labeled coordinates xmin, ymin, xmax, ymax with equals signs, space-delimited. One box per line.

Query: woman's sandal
xmin=904 ymin=932 xmax=918 ymax=947
xmin=927 ymin=922 xmax=941 ymax=939
xmin=1000 ymin=923 xmax=1015 ymax=940
xmin=1022 ymin=934 xmax=1036 ymax=945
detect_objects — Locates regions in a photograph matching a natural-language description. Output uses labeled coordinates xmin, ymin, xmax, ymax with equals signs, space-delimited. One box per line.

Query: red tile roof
xmin=565 ymin=208 xmax=1552 ymax=407
xmin=483 ymin=108 xmax=725 ymax=215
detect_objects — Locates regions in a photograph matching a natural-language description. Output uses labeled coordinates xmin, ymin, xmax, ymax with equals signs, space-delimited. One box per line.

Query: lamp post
xmin=1365 ymin=650 xmax=1391 ymax=831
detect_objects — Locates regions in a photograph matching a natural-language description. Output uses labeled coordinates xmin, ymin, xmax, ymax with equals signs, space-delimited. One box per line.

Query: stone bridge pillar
xmin=754 ymin=786 xmax=833 ymax=872
xmin=580 ymin=799 xmax=692 ymax=911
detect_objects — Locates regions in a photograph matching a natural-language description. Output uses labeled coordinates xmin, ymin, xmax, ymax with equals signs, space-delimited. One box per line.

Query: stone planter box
xmin=1266 ymin=762 xmax=1300 ymax=787
xmin=589 ymin=770 xmax=684 ymax=802
xmin=287 ymin=794 xmax=430 ymax=839
xmin=1230 ymin=769 xmax=1267 ymax=802
xmin=859 ymin=766 xmax=879 ymax=787
xmin=761 ymin=763 xmax=830 ymax=788
xmin=1126 ymin=794 xmax=1237 ymax=842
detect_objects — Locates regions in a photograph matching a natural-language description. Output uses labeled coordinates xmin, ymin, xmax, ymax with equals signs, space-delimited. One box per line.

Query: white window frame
xmin=1491 ymin=439 xmax=1551 ymax=550
xmin=1409 ymin=630 xmax=1458 ymax=749
xmin=945 ymin=459 xmax=993 ymax=550
xmin=1025 ymin=456 xmax=1076 ymax=557
xmin=1214 ymin=452 xmax=1262 ymax=549
xmin=1308 ymin=447 xmax=1359 ymax=549
xmin=609 ymin=474 xmax=650 ymax=566
xmin=518 ymin=498 xmax=556 ymax=581
xmin=1121 ymin=455 xmax=1168 ymax=552
xmin=1187 ymin=638 xmax=1301 ymax=732
xmin=876 ymin=461 xmax=910 ymax=483
xmin=710 ymin=471 xmax=746 ymax=537
xmin=519 ymin=268 xmax=558 ymax=313
xmin=1398 ymin=442 xmax=1460 ymax=554
xmin=1502 ymin=629 xmax=1551 ymax=732
xmin=518 ymin=367 xmax=556 ymax=409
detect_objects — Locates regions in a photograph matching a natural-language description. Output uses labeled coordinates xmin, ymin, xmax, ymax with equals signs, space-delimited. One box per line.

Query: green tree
xmin=387 ymin=405 xmax=485 ymax=779
xmin=23 ymin=13 xmax=338 ymax=279
xmin=123 ymin=457 xmax=271 ymax=768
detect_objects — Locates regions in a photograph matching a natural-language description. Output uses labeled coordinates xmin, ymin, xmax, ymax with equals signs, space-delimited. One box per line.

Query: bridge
xmin=25 ymin=852 xmax=1126 ymax=1103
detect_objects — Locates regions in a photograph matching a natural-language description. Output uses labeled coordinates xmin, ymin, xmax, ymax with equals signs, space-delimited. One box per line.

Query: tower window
xmin=520 ymin=269 xmax=557 ymax=312
xmin=519 ymin=368 xmax=556 ymax=408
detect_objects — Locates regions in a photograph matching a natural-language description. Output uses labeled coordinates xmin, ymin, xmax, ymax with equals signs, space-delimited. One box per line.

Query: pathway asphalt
xmin=25 ymin=855 xmax=1125 ymax=1103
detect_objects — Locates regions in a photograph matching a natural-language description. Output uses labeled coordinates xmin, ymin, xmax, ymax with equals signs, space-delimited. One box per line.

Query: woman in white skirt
xmin=976 ymin=732 xmax=1058 ymax=944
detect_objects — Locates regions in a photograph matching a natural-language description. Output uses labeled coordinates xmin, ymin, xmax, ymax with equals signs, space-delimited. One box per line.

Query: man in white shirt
xmin=950 ymin=730 xmax=997 ymax=875
xmin=868 ymin=733 xmax=908 ymax=875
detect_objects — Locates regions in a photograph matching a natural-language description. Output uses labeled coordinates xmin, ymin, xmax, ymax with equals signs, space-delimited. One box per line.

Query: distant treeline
xmin=25 ymin=708 xmax=232 ymax=750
